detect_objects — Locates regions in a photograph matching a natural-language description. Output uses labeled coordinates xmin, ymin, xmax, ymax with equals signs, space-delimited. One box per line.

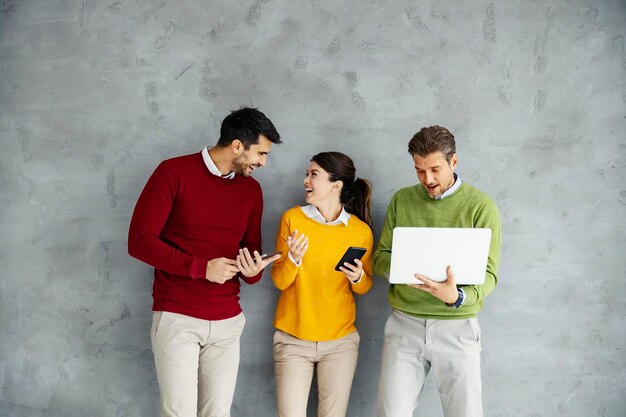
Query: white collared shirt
xmin=300 ymin=204 xmax=351 ymax=226
xmin=436 ymin=173 xmax=462 ymax=200
xmin=202 ymin=146 xmax=235 ymax=179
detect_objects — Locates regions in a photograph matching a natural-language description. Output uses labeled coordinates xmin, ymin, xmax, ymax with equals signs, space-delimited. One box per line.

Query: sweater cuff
xmin=350 ymin=269 xmax=365 ymax=285
xmin=189 ymin=257 xmax=208 ymax=280
xmin=287 ymin=252 xmax=302 ymax=267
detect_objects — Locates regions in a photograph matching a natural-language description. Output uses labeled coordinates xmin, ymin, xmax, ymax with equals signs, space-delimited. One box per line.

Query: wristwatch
xmin=446 ymin=288 xmax=465 ymax=309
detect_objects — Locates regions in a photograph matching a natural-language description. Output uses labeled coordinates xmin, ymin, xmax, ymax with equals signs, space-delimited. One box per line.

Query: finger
xmin=338 ymin=266 xmax=357 ymax=279
xmin=353 ymin=258 xmax=363 ymax=268
xmin=222 ymin=258 xmax=238 ymax=265
xmin=342 ymin=262 xmax=359 ymax=272
xmin=295 ymin=238 xmax=308 ymax=254
xmin=410 ymin=283 xmax=431 ymax=292
xmin=264 ymin=253 xmax=282 ymax=264
xmin=242 ymin=248 xmax=256 ymax=266
xmin=295 ymin=233 xmax=307 ymax=246
xmin=446 ymin=266 xmax=456 ymax=283
xmin=416 ymin=274 xmax=436 ymax=288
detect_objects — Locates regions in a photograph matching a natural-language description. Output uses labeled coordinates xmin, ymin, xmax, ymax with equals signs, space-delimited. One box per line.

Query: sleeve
xmin=461 ymin=199 xmax=502 ymax=306
xmin=271 ymin=211 xmax=300 ymax=290
xmin=350 ymin=227 xmax=374 ymax=295
xmin=239 ymin=183 xmax=264 ymax=285
xmin=127 ymin=161 xmax=208 ymax=279
xmin=373 ymin=193 xmax=397 ymax=279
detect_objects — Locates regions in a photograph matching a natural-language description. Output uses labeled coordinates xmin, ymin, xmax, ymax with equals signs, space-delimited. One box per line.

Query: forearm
xmin=128 ymin=232 xmax=207 ymax=279
xmin=271 ymin=253 xmax=299 ymax=290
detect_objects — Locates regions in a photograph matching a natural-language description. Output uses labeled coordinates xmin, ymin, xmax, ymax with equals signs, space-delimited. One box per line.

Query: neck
xmin=314 ymin=199 xmax=343 ymax=223
xmin=208 ymin=146 xmax=234 ymax=176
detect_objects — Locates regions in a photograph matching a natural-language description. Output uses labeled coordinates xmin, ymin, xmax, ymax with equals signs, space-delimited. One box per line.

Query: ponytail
xmin=342 ymin=177 xmax=373 ymax=228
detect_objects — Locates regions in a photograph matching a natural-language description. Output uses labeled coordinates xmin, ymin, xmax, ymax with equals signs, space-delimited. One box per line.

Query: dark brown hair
xmin=217 ymin=107 xmax=281 ymax=149
xmin=310 ymin=152 xmax=373 ymax=227
xmin=408 ymin=125 xmax=456 ymax=162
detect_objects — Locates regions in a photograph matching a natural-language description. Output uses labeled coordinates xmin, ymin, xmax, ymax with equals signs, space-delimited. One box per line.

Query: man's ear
xmin=450 ymin=153 xmax=458 ymax=170
xmin=231 ymin=139 xmax=243 ymax=155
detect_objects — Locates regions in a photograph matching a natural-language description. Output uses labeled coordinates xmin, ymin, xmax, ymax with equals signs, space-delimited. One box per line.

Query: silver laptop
xmin=389 ymin=227 xmax=492 ymax=285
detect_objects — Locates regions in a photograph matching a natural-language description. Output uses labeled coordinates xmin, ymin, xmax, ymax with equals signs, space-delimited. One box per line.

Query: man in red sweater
xmin=128 ymin=107 xmax=282 ymax=417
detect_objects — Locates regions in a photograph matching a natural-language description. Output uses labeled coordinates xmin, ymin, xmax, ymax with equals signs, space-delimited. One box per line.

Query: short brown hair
xmin=408 ymin=125 xmax=456 ymax=162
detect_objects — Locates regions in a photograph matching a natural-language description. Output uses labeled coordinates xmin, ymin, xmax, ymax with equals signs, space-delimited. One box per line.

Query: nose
xmin=258 ymin=155 xmax=267 ymax=167
xmin=424 ymin=171 xmax=434 ymax=184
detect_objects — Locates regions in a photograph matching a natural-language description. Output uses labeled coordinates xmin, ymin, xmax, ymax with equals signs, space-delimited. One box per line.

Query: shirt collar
xmin=202 ymin=147 xmax=235 ymax=179
xmin=300 ymin=205 xmax=351 ymax=226
xmin=436 ymin=173 xmax=462 ymax=200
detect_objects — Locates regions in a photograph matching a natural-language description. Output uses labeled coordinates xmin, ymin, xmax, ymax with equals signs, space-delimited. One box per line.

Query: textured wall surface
xmin=1 ymin=1 xmax=625 ymax=416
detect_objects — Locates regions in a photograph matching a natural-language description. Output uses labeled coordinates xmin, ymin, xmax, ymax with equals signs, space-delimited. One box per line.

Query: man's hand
xmin=409 ymin=266 xmax=459 ymax=304
xmin=236 ymin=248 xmax=281 ymax=278
xmin=206 ymin=258 xmax=240 ymax=284
xmin=287 ymin=230 xmax=308 ymax=264
xmin=339 ymin=258 xmax=364 ymax=284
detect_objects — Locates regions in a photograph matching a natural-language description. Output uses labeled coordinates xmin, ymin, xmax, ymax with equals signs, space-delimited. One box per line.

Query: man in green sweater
xmin=374 ymin=125 xmax=501 ymax=417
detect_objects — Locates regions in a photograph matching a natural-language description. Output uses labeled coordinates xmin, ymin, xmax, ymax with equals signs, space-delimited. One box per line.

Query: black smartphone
xmin=334 ymin=246 xmax=367 ymax=271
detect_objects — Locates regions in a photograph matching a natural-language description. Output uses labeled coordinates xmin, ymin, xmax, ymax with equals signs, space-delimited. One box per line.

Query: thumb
xmin=446 ymin=266 xmax=455 ymax=283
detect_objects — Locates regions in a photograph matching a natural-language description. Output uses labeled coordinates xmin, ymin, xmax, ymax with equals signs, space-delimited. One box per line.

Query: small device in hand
xmin=260 ymin=252 xmax=282 ymax=260
xmin=334 ymin=246 xmax=367 ymax=271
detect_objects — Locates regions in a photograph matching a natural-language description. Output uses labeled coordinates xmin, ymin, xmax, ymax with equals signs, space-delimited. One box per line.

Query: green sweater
xmin=373 ymin=182 xmax=502 ymax=319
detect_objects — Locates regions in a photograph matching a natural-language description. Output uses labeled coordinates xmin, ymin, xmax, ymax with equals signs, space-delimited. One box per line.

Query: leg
xmin=273 ymin=330 xmax=316 ymax=417
xmin=376 ymin=310 xmax=430 ymax=417
xmin=430 ymin=318 xmax=483 ymax=417
xmin=316 ymin=331 xmax=360 ymax=417
xmin=197 ymin=313 xmax=246 ymax=417
xmin=151 ymin=311 xmax=203 ymax=417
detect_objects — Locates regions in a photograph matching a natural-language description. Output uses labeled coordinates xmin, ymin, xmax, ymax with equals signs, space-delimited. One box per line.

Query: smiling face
xmin=232 ymin=134 xmax=273 ymax=177
xmin=303 ymin=161 xmax=341 ymax=205
xmin=413 ymin=151 xmax=457 ymax=199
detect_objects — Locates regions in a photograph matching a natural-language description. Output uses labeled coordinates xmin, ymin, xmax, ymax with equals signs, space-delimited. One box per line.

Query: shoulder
xmin=459 ymin=183 xmax=496 ymax=206
xmin=282 ymin=206 xmax=304 ymax=220
xmin=348 ymin=216 xmax=374 ymax=238
xmin=457 ymin=183 xmax=499 ymax=218
xmin=392 ymin=184 xmax=423 ymax=200
xmin=162 ymin=152 xmax=201 ymax=167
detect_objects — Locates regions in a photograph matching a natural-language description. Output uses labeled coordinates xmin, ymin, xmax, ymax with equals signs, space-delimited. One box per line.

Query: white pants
xmin=377 ymin=309 xmax=482 ymax=417
xmin=273 ymin=330 xmax=360 ymax=417
xmin=151 ymin=311 xmax=246 ymax=417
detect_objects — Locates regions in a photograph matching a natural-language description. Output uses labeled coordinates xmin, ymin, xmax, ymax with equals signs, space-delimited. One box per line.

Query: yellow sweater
xmin=271 ymin=206 xmax=373 ymax=341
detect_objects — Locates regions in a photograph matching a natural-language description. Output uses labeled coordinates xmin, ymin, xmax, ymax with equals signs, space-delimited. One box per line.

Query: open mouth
xmin=305 ymin=188 xmax=313 ymax=196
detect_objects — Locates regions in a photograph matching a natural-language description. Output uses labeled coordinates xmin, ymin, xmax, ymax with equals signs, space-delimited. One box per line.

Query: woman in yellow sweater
xmin=271 ymin=151 xmax=374 ymax=417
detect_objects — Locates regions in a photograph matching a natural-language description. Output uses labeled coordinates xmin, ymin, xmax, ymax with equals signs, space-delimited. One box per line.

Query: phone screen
xmin=334 ymin=246 xmax=367 ymax=271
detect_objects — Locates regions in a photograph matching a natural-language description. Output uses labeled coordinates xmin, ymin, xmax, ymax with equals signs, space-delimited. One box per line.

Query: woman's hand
xmin=339 ymin=258 xmax=364 ymax=284
xmin=287 ymin=230 xmax=308 ymax=264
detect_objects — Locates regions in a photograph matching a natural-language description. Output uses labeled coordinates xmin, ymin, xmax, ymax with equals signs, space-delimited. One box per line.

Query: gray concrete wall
xmin=1 ymin=0 xmax=625 ymax=416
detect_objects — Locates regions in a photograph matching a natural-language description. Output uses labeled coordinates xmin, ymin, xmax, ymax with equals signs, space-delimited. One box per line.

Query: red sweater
xmin=128 ymin=152 xmax=263 ymax=320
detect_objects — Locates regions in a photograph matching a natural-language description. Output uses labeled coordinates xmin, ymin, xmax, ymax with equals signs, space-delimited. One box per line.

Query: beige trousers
xmin=151 ymin=311 xmax=246 ymax=417
xmin=377 ymin=309 xmax=483 ymax=417
xmin=273 ymin=330 xmax=360 ymax=417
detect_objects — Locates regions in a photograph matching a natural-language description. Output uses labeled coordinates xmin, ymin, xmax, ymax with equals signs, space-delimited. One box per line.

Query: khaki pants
xmin=377 ymin=309 xmax=483 ymax=417
xmin=273 ymin=330 xmax=360 ymax=417
xmin=151 ymin=311 xmax=246 ymax=417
